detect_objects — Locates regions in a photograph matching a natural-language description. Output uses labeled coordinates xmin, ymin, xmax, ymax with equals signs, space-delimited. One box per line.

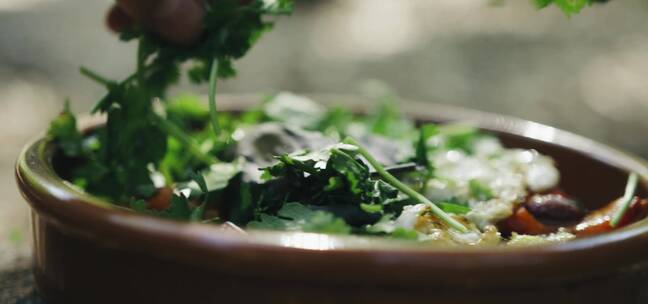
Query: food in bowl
xmin=41 ymin=0 xmax=645 ymax=248
xmin=48 ymin=91 xmax=647 ymax=246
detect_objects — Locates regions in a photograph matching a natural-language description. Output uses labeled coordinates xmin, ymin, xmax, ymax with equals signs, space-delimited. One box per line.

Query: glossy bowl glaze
xmin=16 ymin=94 xmax=648 ymax=304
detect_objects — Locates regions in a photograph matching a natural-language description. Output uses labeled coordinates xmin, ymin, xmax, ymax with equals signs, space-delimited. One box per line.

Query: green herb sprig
xmin=69 ymin=0 xmax=293 ymax=201
xmin=610 ymin=173 xmax=639 ymax=227
xmin=343 ymin=137 xmax=468 ymax=233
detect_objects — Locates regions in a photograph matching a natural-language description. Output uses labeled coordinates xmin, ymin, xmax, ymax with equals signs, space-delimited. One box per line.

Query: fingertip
xmin=150 ymin=0 xmax=205 ymax=46
xmin=106 ymin=5 xmax=134 ymax=33
xmin=110 ymin=0 xmax=205 ymax=46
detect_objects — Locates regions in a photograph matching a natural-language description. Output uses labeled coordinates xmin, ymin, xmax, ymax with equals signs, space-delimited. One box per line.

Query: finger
xmin=150 ymin=0 xmax=205 ymax=46
xmin=106 ymin=5 xmax=134 ymax=33
xmin=115 ymin=0 xmax=157 ymax=22
xmin=115 ymin=0 xmax=204 ymax=46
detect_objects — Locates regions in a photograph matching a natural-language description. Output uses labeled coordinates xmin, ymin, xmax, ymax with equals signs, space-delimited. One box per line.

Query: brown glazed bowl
xmin=16 ymin=94 xmax=648 ymax=304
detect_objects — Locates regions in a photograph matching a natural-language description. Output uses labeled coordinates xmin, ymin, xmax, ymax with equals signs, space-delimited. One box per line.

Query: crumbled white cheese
xmin=473 ymin=137 xmax=503 ymax=156
xmin=448 ymin=230 xmax=483 ymax=245
xmin=402 ymin=133 xmax=561 ymax=242
xmin=448 ymin=225 xmax=502 ymax=246
xmin=466 ymin=199 xmax=514 ymax=230
xmin=425 ymin=178 xmax=457 ymax=202
xmin=421 ymin=137 xmax=559 ymax=229
xmin=395 ymin=204 xmax=427 ymax=230
xmin=526 ymin=157 xmax=560 ymax=192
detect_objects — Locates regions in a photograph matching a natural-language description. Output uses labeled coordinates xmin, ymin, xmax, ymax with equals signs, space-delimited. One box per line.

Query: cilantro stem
xmin=80 ymin=67 xmax=113 ymax=86
xmin=152 ymin=115 xmax=218 ymax=165
xmin=610 ymin=173 xmax=639 ymax=227
xmin=208 ymin=58 xmax=221 ymax=136
xmin=136 ymin=38 xmax=146 ymax=86
xmin=343 ymin=137 xmax=468 ymax=232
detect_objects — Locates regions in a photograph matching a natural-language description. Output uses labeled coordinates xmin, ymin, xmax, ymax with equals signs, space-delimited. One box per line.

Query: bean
xmin=525 ymin=194 xmax=584 ymax=222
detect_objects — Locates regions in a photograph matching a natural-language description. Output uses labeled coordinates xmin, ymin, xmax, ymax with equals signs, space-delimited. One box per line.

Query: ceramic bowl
xmin=16 ymin=94 xmax=648 ymax=304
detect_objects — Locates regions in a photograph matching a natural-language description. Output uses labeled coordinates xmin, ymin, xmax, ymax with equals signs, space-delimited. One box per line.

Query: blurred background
xmin=1 ymin=0 xmax=647 ymax=273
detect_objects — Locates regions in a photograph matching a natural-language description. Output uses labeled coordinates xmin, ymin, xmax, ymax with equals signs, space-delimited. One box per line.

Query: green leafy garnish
xmin=390 ymin=227 xmax=419 ymax=240
xmin=165 ymin=194 xmax=192 ymax=220
xmin=199 ymin=161 xmax=242 ymax=192
xmin=438 ymin=202 xmax=471 ymax=215
xmin=48 ymin=100 xmax=83 ymax=157
xmin=437 ymin=123 xmax=480 ymax=154
xmin=610 ymin=173 xmax=639 ymax=227
xmin=414 ymin=124 xmax=438 ymax=170
xmin=259 ymin=143 xmax=398 ymax=225
xmin=366 ymin=98 xmax=415 ymax=139
xmin=263 ymin=92 xmax=326 ymax=130
xmin=360 ymin=203 xmax=384 ymax=214
xmin=248 ymin=202 xmax=351 ymax=234
xmin=342 ymin=137 xmax=468 ymax=233
xmin=53 ymin=0 xmax=294 ymax=202
xmin=414 ymin=123 xmax=439 ymax=191
xmin=188 ymin=172 xmax=209 ymax=221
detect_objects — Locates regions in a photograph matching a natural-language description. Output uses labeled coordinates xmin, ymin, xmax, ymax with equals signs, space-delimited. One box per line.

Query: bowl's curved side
xmin=15 ymin=94 xmax=648 ymax=303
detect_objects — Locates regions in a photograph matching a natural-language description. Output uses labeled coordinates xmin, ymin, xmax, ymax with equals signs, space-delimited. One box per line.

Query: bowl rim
xmin=16 ymin=93 xmax=648 ymax=282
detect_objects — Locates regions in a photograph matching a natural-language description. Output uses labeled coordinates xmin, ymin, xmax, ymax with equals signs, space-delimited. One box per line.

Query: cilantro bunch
xmin=46 ymin=0 xmax=616 ymax=238
xmin=52 ymin=0 xmax=294 ymax=203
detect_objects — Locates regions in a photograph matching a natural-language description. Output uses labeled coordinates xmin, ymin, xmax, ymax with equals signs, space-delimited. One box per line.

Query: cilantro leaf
xmin=259 ymin=144 xmax=398 ymax=225
xmin=390 ymin=227 xmax=419 ymax=240
xmin=316 ymin=106 xmax=354 ymax=136
xmin=166 ymin=94 xmax=211 ymax=130
xmin=264 ymin=144 xmax=399 ymax=205
xmin=360 ymin=203 xmax=383 ymax=214
xmin=72 ymin=0 xmax=294 ymax=201
xmin=440 ymin=123 xmax=480 ymax=153
xmin=197 ymin=161 xmax=241 ymax=192
xmin=366 ymin=98 xmax=415 ymax=139
xmin=438 ymin=202 xmax=471 ymax=215
xmin=263 ymin=92 xmax=325 ymax=129
xmin=248 ymin=202 xmax=351 ymax=234
xmin=162 ymin=194 xmax=192 ymax=220
xmin=413 ymin=123 xmax=439 ymax=191
xmin=415 ymin=124 xmax=438 ymax=170
xmin=48 ymin=100 xmax=83 ymax=157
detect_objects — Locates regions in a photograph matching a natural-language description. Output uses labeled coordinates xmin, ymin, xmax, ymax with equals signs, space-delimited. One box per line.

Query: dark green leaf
xmin=190 ymin=172 xmax=209 ymax=193
xmin=259 ymin=144 xmax=397 ymax=226
xmin=360 ymin=203 xmax=383 ymax=214
xmin=415 ymin=124 xmax=438 ymax=169
xmin=248 ymin=202 xmax=351 ymax=234
xmin=163 ymin=195 xmax=191 ymax=219
xmin=190 ymin=204 xmax=206 ymax=222
xmin=48 ymin=101 xmax=82 ymax=157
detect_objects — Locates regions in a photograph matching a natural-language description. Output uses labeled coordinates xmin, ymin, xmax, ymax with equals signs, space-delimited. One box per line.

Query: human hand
xmin=106 ymin=0 xmax=205 ymax=46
